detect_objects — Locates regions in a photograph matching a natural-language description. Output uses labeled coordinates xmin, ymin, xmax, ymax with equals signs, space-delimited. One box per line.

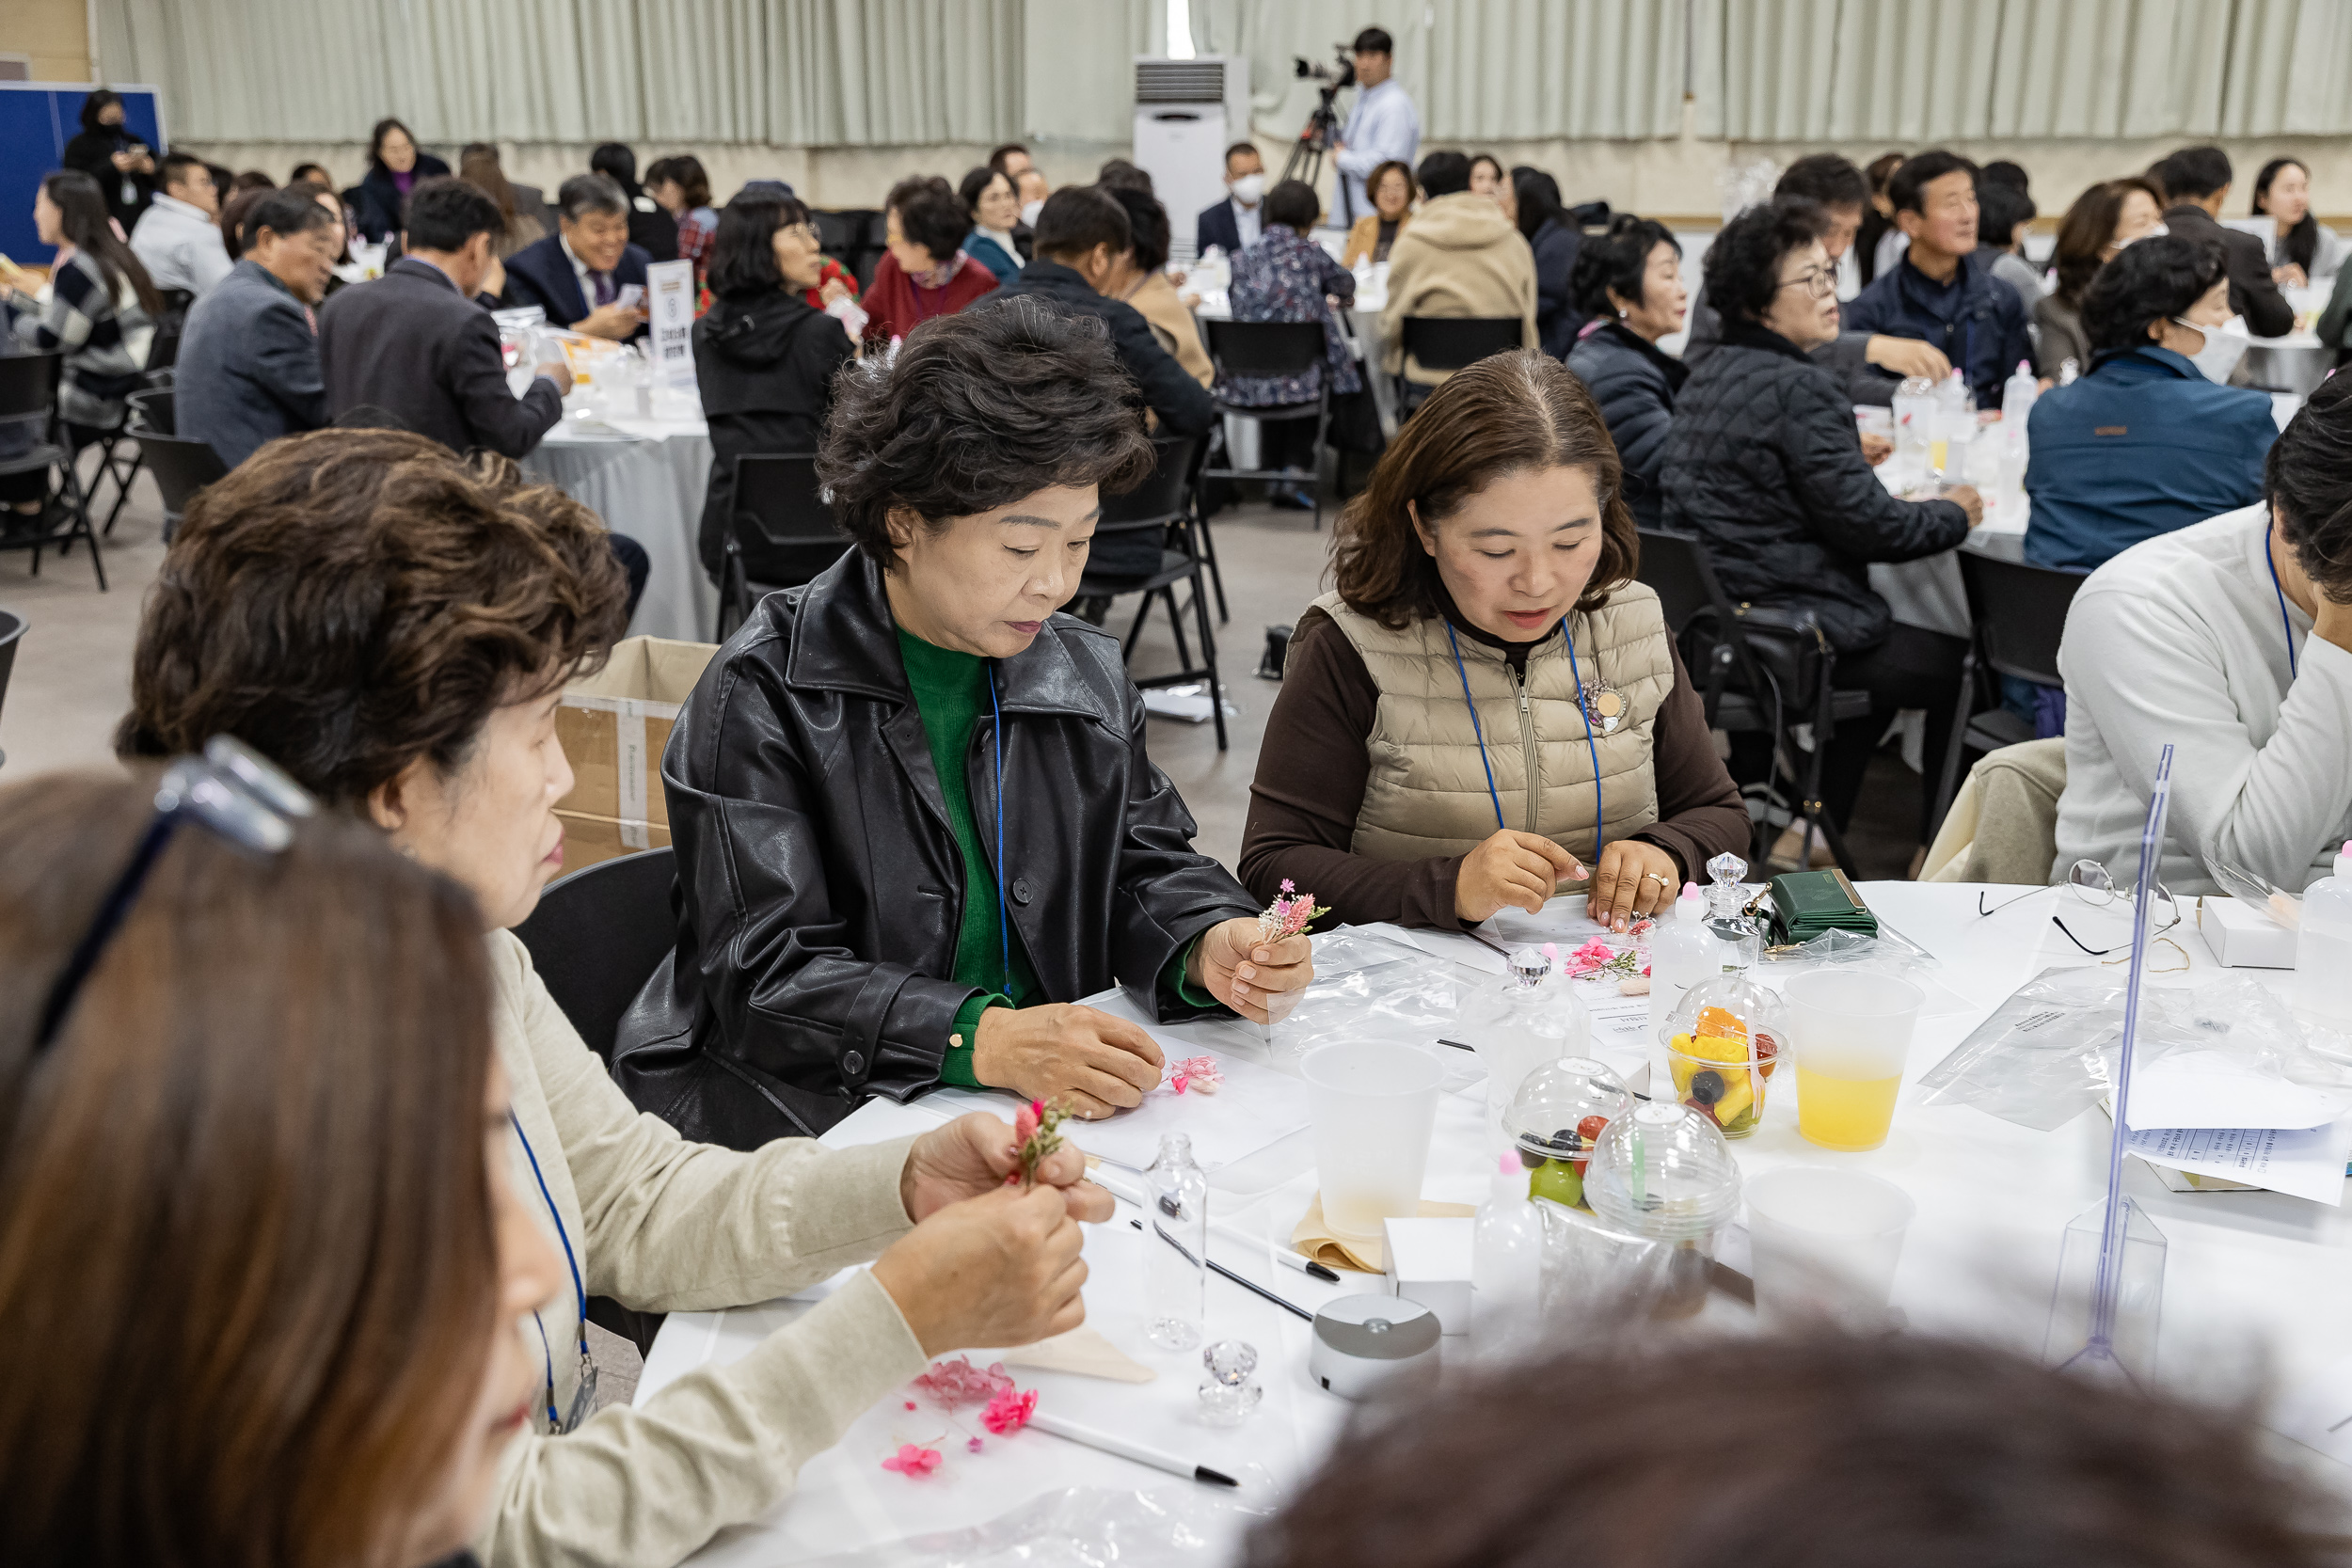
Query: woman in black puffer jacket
xmin=1659 ymin=198 xmax=1980 ymax=845
xmin=1565 ymin=215 xmax=1689 ymax=530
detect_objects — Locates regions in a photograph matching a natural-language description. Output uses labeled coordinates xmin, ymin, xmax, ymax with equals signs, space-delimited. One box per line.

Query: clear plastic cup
xmin=1744 ymin=1165 xmax=1915 ymax=1328
xmin=1300 ymin=1042 xmax=1447 ymax=1241
xmin=1785 ymin=970 xmax=1926 ymax=1152
xmin=1583 ymin=1101 xmax=1742 ymax=1316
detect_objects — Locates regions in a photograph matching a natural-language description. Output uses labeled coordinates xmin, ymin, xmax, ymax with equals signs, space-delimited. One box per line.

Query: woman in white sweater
xmin=116 ymin=427 xmax=1110 ymax=1568
xmin=2054 ymin=374 xmax=2352 ymax=894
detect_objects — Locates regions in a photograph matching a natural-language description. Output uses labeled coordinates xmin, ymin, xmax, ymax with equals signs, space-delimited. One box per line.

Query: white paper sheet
xmin=924 ymin=992 xmax=1311 ymax=1173
xmin=1579 ymin=990 xmax=1656 ymax=1081
xmin=2125 ymin=1117 xmax=2352 ymax=1205
xmin=2125 ymin=1049 xmax=2352 ymax=1132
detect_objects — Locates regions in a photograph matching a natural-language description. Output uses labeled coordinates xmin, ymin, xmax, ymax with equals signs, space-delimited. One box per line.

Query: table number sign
xmin=646 ymin=260 xmax=697 ymax=388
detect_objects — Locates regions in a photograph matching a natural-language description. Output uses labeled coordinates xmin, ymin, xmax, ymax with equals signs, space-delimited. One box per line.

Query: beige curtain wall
xmin=91 ymin=0 xmax=2346 ymax=150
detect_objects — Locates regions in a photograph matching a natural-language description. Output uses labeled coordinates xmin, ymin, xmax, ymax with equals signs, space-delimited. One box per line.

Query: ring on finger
xmin=1645 ymin=872 xmax=1675 ymax=891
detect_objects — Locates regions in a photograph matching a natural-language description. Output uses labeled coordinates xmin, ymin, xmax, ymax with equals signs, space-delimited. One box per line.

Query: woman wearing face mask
xmin=1343 ymin=160 xmax=1415 ymax=268
xmin=1565 ymin=216 xmax=1688 ymax=529
xmin=2252 ymin=157 xmax=2341 ymax=290
xmin=619 ymin=303 xmax=1313 ymax=1142
xmin=58 ymin=87 xmax=155 ymax=230
xmin=0 ymin=768 xmax=563 ymax=1568
xmin=119 ymin=428 xmax=1109 ymax=1568
xmin=2025 ymin=233 xmax=2277 ymax=574
xmin=1240 ymin=352 xmax=1749 ymax=934
xmin=2035 ymin=176 xmax=2165 ymax=379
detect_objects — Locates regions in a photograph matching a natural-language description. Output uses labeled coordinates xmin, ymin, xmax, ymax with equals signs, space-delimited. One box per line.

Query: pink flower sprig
xmin=911 ymin=1355 xmax=1015 ymax=1409
xmin=1166 ymin=1054 xmax=1224 ymax=1095
xmin=982 ymin=1386 xmax=1038 ymax=1434
xmin=1259 ymin=879 xmax=1330 ymax=943
xmin=882 ymin=1444 xmax=942 ymax=1476
xmin=1565 ymin=938 xmax=1644 ymax=981
xmin=1006 ymin=1098 xmax=1072 ymax=1187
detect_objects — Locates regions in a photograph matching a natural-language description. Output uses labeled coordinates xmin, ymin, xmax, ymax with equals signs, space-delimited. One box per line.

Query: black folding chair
xmin=1078 ymin=433 xmax=1228 ymax=750
xmin=1202 ymin=319 xmax=1333 ymax=530
xmin=0 ymin=353 xmax=103 ymax=589
xmin=136 ymin=432 xmax=230 ymax=543
xmin=1930 ymin=552 xmax=2087 ymax=828
xmin=512 ymin=842 xmax=679 ymax=1357
xmin=1396 ymin=315 xmax=1523 ymax=415
xmin=126 ymin=387 xmax=175 ymax=436
xmin=0 ymin=608 xmax=24 ymax=773
xmin=718 ymin=453 xmax=850 ymax=639
xmin=1638 ymin=528 xmax=1868 ymax=877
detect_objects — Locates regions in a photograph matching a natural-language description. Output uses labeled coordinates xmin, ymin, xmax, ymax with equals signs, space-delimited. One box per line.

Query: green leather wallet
xmin=1767 ymin=868 xmax=1879 ymax=944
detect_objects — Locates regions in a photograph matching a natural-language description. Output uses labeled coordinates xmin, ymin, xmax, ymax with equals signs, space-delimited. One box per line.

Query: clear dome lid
xmin=1658 ymin=972 xmax=1788 ymax=1068
xmin=1501 ymin=1054 xmax=1632 ymax=1165
xmin=1459 ymin=946 xmax=1592 ymax=1042
xmin=1582 ymin=1101 xmax=1741 ymax=1241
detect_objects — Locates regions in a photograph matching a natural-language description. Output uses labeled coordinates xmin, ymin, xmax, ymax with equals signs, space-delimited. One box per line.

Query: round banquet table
xmin=638 ymin=881 xmax=2352 ymax=1562
xmin=525 ymin=411 xmax=719 ymax=644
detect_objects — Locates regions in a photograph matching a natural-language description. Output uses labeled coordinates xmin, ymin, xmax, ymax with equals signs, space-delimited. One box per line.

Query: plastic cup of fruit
xmin=1665 ymin=1030 xmax=1769 ymax=1138
xmin=1783 ymin=970 xmax=1926 ymax=1152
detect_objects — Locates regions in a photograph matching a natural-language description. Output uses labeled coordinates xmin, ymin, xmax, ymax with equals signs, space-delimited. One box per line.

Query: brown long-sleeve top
xmin=1238 ymin=605 xmax=1752 ymax=929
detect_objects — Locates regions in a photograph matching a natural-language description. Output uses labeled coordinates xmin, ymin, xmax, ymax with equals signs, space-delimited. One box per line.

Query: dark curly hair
xmin=2266 ymin=372 xmax=2352 ymax=600
xmin=818 ymin=299 xmax=1155 ymax=570
xmin=886 ymin=174 xmax=970 ymax=265
xmin=1569 ymin=214 xmax=1680 ymax=317
xmin=1703 ymin=197 xmax=1831 ymax=325
xmin=2081 ymin=231 xmax=2227 ymax=356
xmin=116 ymin=428 xmax=630 ymax=808
xmin=1334 ymin=351 xmax=1635 ymax=629
xmin=1244 ymin=1330 xmax=2344 ymax=1568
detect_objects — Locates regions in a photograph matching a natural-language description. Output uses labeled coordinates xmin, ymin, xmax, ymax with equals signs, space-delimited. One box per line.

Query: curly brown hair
xmin=818 ymin=298 xmax=1154 ymax=570
xmin=1332 ymin=351 xmax=1636 ymax=629
xmin=116 ymin=427 xmax=630 ymax=806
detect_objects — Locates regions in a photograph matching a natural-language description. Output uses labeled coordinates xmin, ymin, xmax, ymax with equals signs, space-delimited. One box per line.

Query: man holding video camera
xmin=1332 ymin=27 xmax=1420 ymax=225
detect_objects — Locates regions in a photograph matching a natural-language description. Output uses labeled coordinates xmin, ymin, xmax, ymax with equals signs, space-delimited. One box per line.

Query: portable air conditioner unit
xmin=1133 ymin=55 xmax=1251 ymax=263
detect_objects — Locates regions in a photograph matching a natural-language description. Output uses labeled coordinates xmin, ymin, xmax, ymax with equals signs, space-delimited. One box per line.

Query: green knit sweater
xmin=895 ymin=628 xmax=1210 ymax=1088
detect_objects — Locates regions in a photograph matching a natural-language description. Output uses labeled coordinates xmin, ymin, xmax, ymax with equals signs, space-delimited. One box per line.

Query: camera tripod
xmin=1281 ymin=91 xmax=1352 ymax=223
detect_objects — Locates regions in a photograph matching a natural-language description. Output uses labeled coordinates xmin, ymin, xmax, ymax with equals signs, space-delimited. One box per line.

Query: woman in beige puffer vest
xmin=1240 ymin=353 xmax=1750 ymax=934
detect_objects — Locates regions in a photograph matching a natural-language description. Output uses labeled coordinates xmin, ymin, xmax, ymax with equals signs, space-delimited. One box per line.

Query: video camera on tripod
xmin=1283 ymin=44 xmax=1359 ymax=216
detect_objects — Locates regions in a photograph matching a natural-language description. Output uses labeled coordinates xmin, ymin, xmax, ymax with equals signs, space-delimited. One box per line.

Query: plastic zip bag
xmin=795 ymin=1485 xmax=1268 ymax=1567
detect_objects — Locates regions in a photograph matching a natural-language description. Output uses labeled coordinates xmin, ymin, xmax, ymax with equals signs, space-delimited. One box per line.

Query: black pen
xmin=1133 ymin=1219 xmax=1314 ymax=1321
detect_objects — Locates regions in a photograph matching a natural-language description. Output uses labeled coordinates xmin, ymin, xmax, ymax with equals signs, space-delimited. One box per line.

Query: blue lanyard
xmin=1443 ymin=618 xmax=1606 ymax=859
xmin=2265 ymin=532 xmax=2300 ymax=680
xmin=511 ymin=1110 xmax=589 ymax=1433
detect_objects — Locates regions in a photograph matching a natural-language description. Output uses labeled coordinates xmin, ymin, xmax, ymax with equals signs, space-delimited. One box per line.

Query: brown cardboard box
xmin=553 ymin=636 xmax=716 ymax=872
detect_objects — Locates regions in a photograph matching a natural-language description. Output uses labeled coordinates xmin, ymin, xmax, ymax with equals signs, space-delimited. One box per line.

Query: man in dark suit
xmin=318 ymin=177 xmax=573 ymax=458
xmin=2155 ymin=146 xmax=2295 ymax=340
xmin=993 ymin=186 xmax=1216 ymax=436
xmin=178 ymin=188 xmax=343 ymax=468
xmin=503 ymin=173 xmax=652 ymax=341
xmin=1194 ymin=142 xmax=1265 ymax=259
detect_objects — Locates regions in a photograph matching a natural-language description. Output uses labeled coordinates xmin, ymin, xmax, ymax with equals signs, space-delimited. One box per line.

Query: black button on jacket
xmin=613 ymin=552 xmax=1256 ymax=1147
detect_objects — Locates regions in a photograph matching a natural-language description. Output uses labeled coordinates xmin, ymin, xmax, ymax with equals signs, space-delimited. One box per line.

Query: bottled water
xmin=1470 ymin=1152 xmax=1545 ymax=1361
xmin=1892 ymin=375 xmax=1937 ymax=476
xmin=2294 ymin=843 xmax=2352 ymax=1019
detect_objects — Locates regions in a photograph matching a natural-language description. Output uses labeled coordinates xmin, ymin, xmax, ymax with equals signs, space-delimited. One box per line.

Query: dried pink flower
xmin=911 ymin=1355 xmax=1015 ymax=1409
xmin=982 ymin=1386 xmax=1039 ymax=1435
xmin=882 ymin=1444 xmax=942 ymax=1477
xmin=1167 ymin=1054 xmax=1224 ymax=1095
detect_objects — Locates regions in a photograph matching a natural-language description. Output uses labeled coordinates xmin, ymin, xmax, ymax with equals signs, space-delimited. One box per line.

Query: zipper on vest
xmin=1510 ymin=666 xmax=1539 ymax=832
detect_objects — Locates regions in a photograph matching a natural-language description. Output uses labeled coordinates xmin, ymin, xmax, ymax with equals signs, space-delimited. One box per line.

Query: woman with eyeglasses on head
xmin=0 ymin=765 xmax=564 ymax=1568
xmin=1661 ymin=197 xmax=1979 ymax=849
xmin=118 ymin=427 xmax=1108 ymax=1568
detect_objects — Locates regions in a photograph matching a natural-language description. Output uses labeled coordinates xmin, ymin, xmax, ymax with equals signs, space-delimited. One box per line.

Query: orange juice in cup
xmin=1785 ymin=971 xmax=1926 ymax=1152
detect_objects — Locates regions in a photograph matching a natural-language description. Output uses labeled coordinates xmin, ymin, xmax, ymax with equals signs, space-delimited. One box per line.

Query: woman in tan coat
xmin=1239 ymin=352 xmax=1749 ymax=934
xmin=1106 ymin=185 xmax=1214 ymax=386
xmin=1343 ymin=158 xmax=1416 ymax=268
xmin=1376 ymin=150 xmax=1540 ymax=386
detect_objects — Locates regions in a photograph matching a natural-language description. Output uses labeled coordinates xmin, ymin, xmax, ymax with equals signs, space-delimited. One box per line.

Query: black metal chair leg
xmin=1165 ymin=586 xmax=1194 ymax=670
xmin=1122 ymin=594 xmax=1153 ymax=659
xmin=1191 ymin=565 xmax=1227 ymax=752
xmin=1310 ymin=395 xmax=1332 ymax=531
xmin=1931 ymin=646 xmax=1980 ymax=839
xmin=1198 ymin=513 xmax=1229 ymax=624
xmin=101 ymin=450 xmax=141 ymax=535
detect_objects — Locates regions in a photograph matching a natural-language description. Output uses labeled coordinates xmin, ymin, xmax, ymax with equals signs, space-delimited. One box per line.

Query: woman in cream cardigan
xmin=118 ymin=428 xmax=1107 ymax=1568
xmin=1239 ymin=352 xmax=1750 ymax=934
xmin=1342 ymin=157 xmax=1416 ymax=269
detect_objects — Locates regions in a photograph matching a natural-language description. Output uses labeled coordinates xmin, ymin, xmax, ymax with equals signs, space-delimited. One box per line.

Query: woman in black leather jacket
xmin=1659 ymin=198 xmax=1979 ymax=845
xmin=616 ymin=300 xmax=1313 ymax=1147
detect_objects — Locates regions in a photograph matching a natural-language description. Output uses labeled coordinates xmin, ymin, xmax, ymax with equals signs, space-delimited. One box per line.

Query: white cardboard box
xmin=1382 ymin=1216 xmax=1476 ymax=1335
xmin=2197 ymin=895 xmax=2297 ymax=969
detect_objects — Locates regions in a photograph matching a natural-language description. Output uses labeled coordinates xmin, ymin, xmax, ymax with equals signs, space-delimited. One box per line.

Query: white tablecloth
xmin=526 ymin=414 xmax=718 ymax=644
xmin=639 ymin=883 xmax=2352 ymax=1562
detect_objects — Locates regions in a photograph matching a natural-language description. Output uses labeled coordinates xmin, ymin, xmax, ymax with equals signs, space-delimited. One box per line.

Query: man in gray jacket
xmin=176 ymin=187 xmax=342 ymax=468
